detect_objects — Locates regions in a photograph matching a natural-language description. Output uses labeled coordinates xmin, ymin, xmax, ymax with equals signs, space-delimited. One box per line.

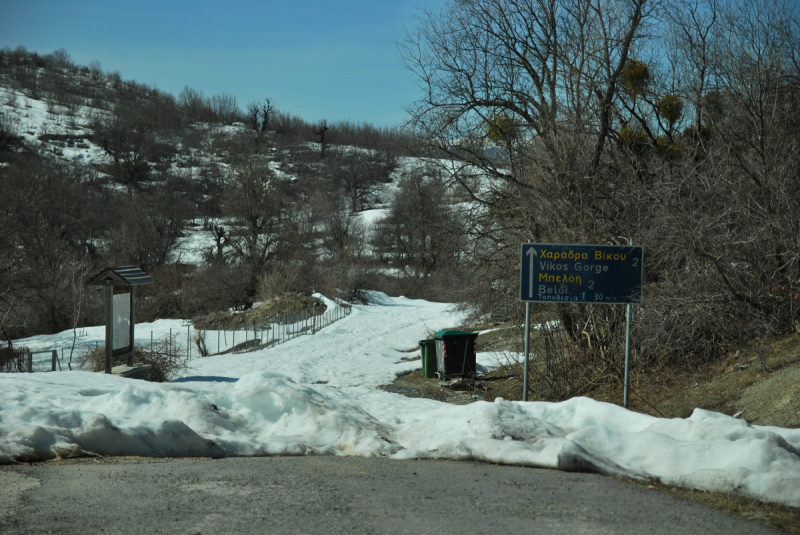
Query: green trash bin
xmin=419 ymin=339 xmax=438 ymax=378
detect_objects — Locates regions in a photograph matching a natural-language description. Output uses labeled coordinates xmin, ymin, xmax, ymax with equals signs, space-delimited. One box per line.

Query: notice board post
xmin=87 ymin=266 xmax=154 ymax=373
xmin=519 ymin=242 xmax=643 ymax=407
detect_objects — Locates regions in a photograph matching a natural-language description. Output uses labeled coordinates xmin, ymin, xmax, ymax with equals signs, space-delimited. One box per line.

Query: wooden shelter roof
xmin=85 ymin=266 xmax=154 ymax=287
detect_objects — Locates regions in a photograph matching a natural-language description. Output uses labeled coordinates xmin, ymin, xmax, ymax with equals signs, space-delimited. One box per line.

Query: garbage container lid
xmin=434 ymin=329 xmax=478 ymax=338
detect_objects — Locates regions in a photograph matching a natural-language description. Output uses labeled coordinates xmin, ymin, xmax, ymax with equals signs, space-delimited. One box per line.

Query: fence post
xmin=312 ymin=305 xmax=316 ymax=334
xmin=233 ymin=319 xmax=236 ymax=353
xmin=28 ymin=349 xmax=32 ymax=373
xmin=218 ymin=322 xmax=221 ymax=354
xmin=188 ymin=325 xmax=191 ymax=360
xmin=51 ymin=349 xmax=57 ymax=371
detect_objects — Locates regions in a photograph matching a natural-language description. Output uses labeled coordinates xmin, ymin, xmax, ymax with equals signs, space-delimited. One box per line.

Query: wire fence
xmin=194 ymin=300 xmax=352 ymax=357
xmin=4 ymin=300 xmax=352 ymax=373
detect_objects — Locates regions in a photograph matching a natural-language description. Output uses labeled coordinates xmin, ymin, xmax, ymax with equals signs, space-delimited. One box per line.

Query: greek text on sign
xmin=519 ymin=243 xmax=643 ymax=304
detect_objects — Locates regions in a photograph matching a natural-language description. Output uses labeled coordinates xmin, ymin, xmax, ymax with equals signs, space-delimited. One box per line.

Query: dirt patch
xmin=380 ymin=369 xmax=484 ymax=404
xmin=738 ymin=366 xmax=800 ymax=428
xmin=628 ymin=333 xmax=800 ymax=423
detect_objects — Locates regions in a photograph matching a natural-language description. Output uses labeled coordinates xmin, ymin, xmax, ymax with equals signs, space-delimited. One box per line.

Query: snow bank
xmin=2 ymin=293 xmax=800 ymax=508
xmin=0 ymin=371 xmax=396 ymax=462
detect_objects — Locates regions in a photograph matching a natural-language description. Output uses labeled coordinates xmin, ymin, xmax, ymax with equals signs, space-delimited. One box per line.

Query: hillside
xmin=0 ymin=48 xmax=471 ymax=343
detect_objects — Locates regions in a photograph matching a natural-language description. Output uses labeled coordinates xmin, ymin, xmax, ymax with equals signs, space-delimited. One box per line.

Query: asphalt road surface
xmin=0 ymin=456 xmax=781 ymax=534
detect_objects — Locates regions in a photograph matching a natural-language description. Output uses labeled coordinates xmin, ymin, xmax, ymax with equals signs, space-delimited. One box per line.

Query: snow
xmin=3 ymin=292 xmax=800 ymax=508
xmin=0 ymin=87 xmax=111 ymax=167
xmin=355 ymin=207 xmax=390 ymax=228
xmin=14 ymin=319 xmax=195 ymax=370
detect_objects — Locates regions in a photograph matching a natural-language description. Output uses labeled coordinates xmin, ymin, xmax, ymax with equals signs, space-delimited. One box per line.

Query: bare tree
xmin=375 ymin=169 xmax=465 ymax=283
xmin=88 ymin=59 xmax=103 ymax=79
xmin=178 ymin=85 xmax=210 ymax=122
xmin=246 ymin=98 xmax=274 ymax=143
xmin=104 ymin=176 xmax=192 ymax=272
xmin=92 ymin=105 xmax=155 ymax=193
xmin=223 ymin=153 xmax=291 ymax=305
xmin=210 ymin=92 xmax=239 ymax=125
xmin=314 ymin=119 xmax=330 ymax=158
xmin=327 ymin=150 xmax=397 ymax=212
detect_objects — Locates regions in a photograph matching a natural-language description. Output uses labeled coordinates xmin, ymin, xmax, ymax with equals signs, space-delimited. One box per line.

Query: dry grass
xmin=637 ymin=480 xmax=800 ymax=534
xmin=193 ymin=293 xmax=325 ymax=331
xmin=607 ymin=332 xmax=800 ymax=422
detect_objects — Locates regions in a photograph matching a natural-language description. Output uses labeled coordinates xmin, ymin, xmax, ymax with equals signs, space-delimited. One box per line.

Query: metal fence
xmin=5 ymin=300 xmax=352 ymax=373
xmin=194 ymin=300 xmax=352 ymax=357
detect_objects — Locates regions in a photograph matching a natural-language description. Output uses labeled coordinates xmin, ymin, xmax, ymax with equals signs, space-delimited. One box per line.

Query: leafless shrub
xmin=502 ymin=308 xmax=627 ymax=401
xmin=256 ymin=266 xmax=301 ymax=302
xmin=0 ymin=110 xmax=18 ymax=139
xmin=194 ymin=331 xmax=208 ymax=357
xmin=77 ymin=335 xmax=189 ymax=382
xmin=4 ymin=87 xmax=17 ymax=107
xmin=0 ymin=345 xmax=28 ymax=372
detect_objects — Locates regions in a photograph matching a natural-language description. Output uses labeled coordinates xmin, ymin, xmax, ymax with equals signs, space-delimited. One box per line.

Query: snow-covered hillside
xmin=2 ymin=292 xmax=800 ymax=508
xmin=0 ymin=81 xmax=467 ymax=266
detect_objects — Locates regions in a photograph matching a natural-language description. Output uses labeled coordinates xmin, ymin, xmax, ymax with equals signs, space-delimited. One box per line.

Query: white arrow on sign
xmin=526 ymin=246 xmax=537 ymax=298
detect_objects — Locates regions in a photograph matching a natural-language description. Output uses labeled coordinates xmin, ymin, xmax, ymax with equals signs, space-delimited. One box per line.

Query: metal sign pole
xmin=129 ymin=286 xmax=136 ymax=366
xmin=624 ymin=301 xmax=632 ymax=408
xmin=105 ymin=280 xmax=113 ymax=374
xmin=523 ymin=301 xmax=531 ymax=402
xmin=623 ymin=238 xmax=635 ymax=408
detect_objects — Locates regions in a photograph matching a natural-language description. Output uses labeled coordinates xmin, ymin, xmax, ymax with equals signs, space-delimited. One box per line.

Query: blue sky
xmin=1 ymin=0 xmax=445 ymax=126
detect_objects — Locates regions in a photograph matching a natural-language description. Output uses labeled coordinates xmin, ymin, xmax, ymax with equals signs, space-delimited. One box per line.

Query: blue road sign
xmin=520 ymin=243 xmax=643 ymax=304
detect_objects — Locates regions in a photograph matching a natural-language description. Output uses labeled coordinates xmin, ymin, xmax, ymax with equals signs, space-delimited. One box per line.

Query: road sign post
xmin=519 ymin=242 xmax=643 ymax=407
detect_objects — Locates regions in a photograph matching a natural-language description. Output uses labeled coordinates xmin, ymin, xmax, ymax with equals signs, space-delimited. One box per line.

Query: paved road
xmin=0 ymin=456 xmax=780 ymax=534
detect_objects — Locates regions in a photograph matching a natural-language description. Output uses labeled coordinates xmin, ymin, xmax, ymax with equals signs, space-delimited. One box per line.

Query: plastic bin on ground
xmin=433 ymin=330 xmax=478 ymax=381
